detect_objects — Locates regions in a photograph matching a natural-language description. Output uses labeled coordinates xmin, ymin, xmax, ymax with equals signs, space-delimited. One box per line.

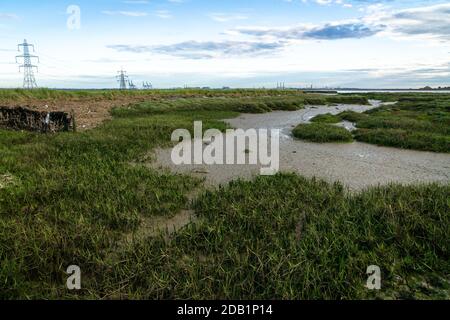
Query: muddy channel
xmin=151 ymin=100 xmax=450 ymax=191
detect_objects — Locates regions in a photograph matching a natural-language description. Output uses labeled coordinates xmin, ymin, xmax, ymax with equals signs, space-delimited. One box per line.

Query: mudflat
xmin=152 ymin=101 xmax=450 ymax=190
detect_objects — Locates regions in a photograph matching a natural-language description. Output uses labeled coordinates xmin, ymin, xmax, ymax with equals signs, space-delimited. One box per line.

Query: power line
xmin=16 ymin=39 xmax=39 ymax=89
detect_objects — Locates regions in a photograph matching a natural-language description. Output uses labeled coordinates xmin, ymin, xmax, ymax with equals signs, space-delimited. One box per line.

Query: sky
xmin=0 ymin=0 xmax=449 ymax=89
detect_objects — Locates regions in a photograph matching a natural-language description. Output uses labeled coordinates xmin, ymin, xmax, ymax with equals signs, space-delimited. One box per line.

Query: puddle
xmin=335 ymin=121 xmax=356 ymax=131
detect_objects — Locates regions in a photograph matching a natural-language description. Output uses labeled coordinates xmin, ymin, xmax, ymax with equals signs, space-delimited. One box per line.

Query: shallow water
xmin=151 ymin=101 xmax=450 ymax=191
xmin=225 ymin=100 xmax=380 ymax=139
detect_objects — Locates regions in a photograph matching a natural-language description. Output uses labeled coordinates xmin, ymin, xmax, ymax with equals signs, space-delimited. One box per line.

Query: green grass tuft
xmin=337 ymin=110 xmax=369 ymax=122
xmin=354 ymin=128 xmax=450 ymax=153
xmin=310 ymin=113 xmax=341 ymax=124
xmin=293 ymin=123 xmax=353 ymax=143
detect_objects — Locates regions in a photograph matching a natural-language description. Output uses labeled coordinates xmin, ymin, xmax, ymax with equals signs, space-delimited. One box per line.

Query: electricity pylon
xmin=117 ymin=69 xmax=128 ymax=90
xmin=16 ymin=39 xmax=39 ymax=89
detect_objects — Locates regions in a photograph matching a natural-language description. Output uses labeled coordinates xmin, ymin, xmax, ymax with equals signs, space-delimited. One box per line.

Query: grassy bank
xmin=0 ymin=88 xmax=368 ymax=104
xmin=110 ymin=174 xmax=449 ymax=299
xmin=110 ymin=96 xmax=306 ymax=116
xmin=293 ymin=123 xmax=353 ymax=143
xmin=0 ymin=91 xmax=448 ymax=299
xmin=307 ymin=93 xmax=450 ymax=152
xmin=0 ymin=88 xmax=303 ymax=102
xmin=353 ymin=93 xmax=450 ymax=152
xmin=0 ymin=88 xmax=369 ymax=113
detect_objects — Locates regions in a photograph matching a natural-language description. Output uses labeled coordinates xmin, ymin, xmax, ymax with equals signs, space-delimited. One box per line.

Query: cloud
xmin=377 ymin=3 xmax=450 ymax=40
xmin=208 ymin=13 xmax=249 ymax=22
xmin=102 ymin=10 xmax=148 ymax=17
xmin=315 ymin=0 xmax=334 ymax=5
xmin=155 ymin=10 xmax=173 ymax=19
xmin=291 ymin=0 xmax=368 ymax=6
xmin=315 ymin=0 xmax=394 ymax=3
xmin=305 ymin=23 xmax=378 ymax=39
xmin=123 ymin=0 xmax=149 ymax=3
xmin=0 ymin=13 xmax=19 ymax=20
xmin=350 ymin=63 xmax=450 ymax=84
xmin=235 ymin=3 xmax=450 ymax=41
xmin=349 ymin=0 xmax=394 ymax=2
xmin=236 ymin=22 xmax=381 ymax=40
xmin=83 ymin=58 xmax=135 ymax=64
xmin=107 ymin=41 xmax=285 ymax=59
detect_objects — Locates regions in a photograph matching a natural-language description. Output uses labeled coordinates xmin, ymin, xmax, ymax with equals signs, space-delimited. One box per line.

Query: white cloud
xmin=235 ymin=21 xmax=380 ymax=41
xmin=315 ymin=0 xmax=334 ymax=5
xmin=234 ymin=3 xmax=450 ymax=42
xmin=107 ymin=41 xmax=285 ymax=59
xmin=369 ymin=3 xmax=450 ymax=41
xmin=155 ymin=10 xmax=173 ymax=19
xmin=0 ymin=13 xmax=19 ymax=20
xmin=102 ymin=11 xmax=148 ymax=17
xmin=287 ymin=0 xmax=361 ymax=9
xmin=123 ymin=1 xmax=149 ymax=4
xmin=208 ymin=13 xmax=249 ymax=23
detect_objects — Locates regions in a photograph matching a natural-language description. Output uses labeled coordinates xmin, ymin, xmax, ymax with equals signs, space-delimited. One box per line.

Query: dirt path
xmin=1 ymin=96 xmax=156 ymax=130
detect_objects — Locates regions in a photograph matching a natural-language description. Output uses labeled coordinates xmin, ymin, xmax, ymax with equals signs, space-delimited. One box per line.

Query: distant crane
xmin=143 ymin=81 xmax=153 ymax=89
xmin=128 ymin=80 xmax=137 ymax=90
xmin=116 ymin=69 xmax=128 ymax=90
xmin=16 ymin=39 xmax=39 ymax=89
xmin=276 ymin=82 xmax=285 ymax=90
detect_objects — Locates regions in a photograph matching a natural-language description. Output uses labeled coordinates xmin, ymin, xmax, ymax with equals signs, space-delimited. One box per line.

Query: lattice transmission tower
xmin=16 ymin=39 xmax=39 ymax=89
xmin=117 ymin=69 xmax=128 ymax=90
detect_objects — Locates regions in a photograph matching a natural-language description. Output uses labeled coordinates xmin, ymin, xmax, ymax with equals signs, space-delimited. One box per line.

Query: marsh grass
xmin=0 ymin=91 xmax=446 ymax=299
xmin=0 ymin=88 xmax=368 ymax=104
xmin=0 ymin=103 xmax=237 ymax=298
xmin=108 ymin=174 xmax=449 ymax=299
xmin=292 ymin=123 xmax=353 ymax=143
xmin=354 ymin=128 xmax=450 ymax=153
xmin=110 ymin=94 xmax=367 ymax=119
xmin=0 ymin=88 xmax=303 ymax=102
xmin=337 ymin=110 xmax=369 ymax=122
xmin=353 ymin=93 xmax=450 ymax=152
xmin=310 ymin=113 xmax=341 ymax=124
xmin=306 ymin=94 xmax=450 ymax=152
